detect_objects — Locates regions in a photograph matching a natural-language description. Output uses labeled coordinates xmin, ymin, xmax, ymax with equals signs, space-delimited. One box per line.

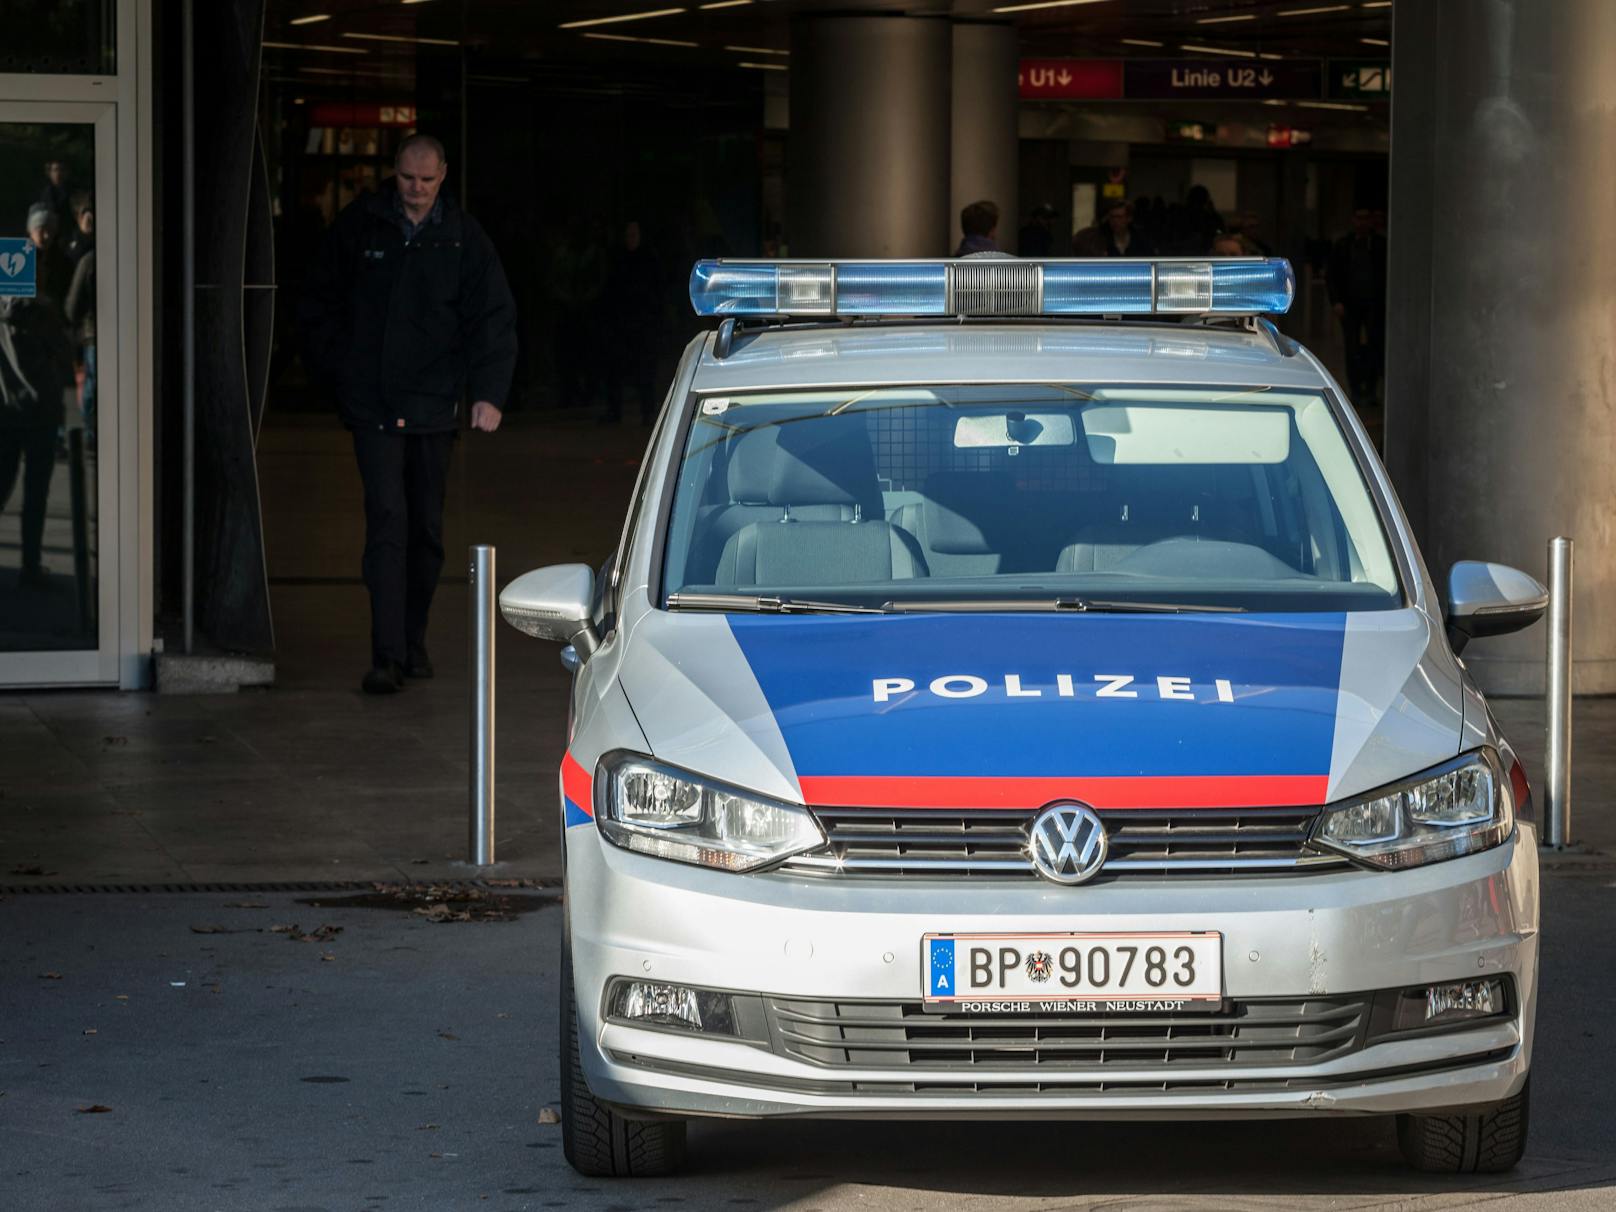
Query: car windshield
xmin=660 ymin=384 xmax=1403 ymax=613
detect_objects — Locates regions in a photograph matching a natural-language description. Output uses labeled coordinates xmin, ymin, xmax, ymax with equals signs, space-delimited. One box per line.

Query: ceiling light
xmin=737 ymin=61 xmax=788 ymax=71
xmin=1259 ymin=53 xmax=1285 ymax=60
xmin=1180 ymin=44 xmax=1257 ymax=59
xmin=990 ymin=0 xmax=1111 ymax=14
xmin=1296 ymin=99 xmax=1370 ymax=111
xmin=1197 ymin=13 xmax=1257 ymax=23
xmin=724 ymin=45 xmax=788 ymax=55
xmin=559 ymin=7 xmax=686 ymax=29
xmin=1362 ymin=2 xmax=1393 ymax=7
xmin=289 ymin=13 xmax=330 ymax=24
xmin=583 ymin=32 xmax=700 ymax=47
xmin=1361 ymin=36 xmax=1390 ymax=45
xmin=699 ymin=0 xmax=753 ymax=7
xmin=1121 ymin=38 xmax=1164 ymax=47
xmin=264 ymin=40 xmax=368 ymax=54
xmin=342 ymin=31 xmax=459 ymax=46
xmin=1277 ymin=4 xmax=1351 ymax=14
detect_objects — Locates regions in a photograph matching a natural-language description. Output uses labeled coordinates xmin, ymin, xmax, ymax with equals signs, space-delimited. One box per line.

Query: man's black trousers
xmin=351 ymin=427 xmax=455 ymax=669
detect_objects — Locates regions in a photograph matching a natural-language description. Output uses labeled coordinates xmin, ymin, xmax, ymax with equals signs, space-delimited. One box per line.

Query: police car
xmin=501 ymin=257 xmax=1543 ymax=1177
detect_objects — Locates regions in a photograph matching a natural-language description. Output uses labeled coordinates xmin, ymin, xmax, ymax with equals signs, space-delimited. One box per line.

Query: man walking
xmin=299 ymin=134 xmax=517 ymax=694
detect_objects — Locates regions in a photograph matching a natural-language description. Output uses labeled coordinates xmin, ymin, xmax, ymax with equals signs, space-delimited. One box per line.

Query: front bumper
xmin=565 ymin=824 xmax=1539 ymax=1119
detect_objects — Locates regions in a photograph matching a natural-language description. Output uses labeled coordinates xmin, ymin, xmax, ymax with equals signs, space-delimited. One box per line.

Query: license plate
xmin=923 ymin=932 xmax=1222 ymax=1012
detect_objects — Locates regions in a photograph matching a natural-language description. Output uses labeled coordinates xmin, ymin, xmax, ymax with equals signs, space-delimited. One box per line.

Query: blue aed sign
xmin=0 ymin=238 xmax=37 ymax=298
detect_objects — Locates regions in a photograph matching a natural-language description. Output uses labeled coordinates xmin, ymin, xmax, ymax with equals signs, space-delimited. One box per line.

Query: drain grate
xmin=0 ymin=880 xmax=557 ymax=896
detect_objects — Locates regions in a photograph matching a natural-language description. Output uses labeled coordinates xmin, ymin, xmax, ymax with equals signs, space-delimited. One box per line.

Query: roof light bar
xmin=688 ymin=259 xmax=1295 ymax=318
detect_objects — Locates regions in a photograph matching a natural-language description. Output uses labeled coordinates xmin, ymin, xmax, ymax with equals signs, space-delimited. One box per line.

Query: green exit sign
xmin=1331 ymin=60 xmax=1391 ymax=99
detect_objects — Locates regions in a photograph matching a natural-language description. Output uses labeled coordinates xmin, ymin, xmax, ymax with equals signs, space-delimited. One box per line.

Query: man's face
xmin=1106 ymin=204 xmax=1131 ymax=235
xmin=46 ymin=161 xmax=64 ymax=186
xmin=395 ymin=147 xmax=445 ymax=216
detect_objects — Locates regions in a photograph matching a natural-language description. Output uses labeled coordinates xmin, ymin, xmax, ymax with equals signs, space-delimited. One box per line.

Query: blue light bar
xmin=688 ymin=258 xmax=1294 ymax=318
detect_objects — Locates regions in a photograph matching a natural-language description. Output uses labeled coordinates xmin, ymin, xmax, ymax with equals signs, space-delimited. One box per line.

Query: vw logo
xmin=1028 ymin=802 xmax=1108 ymax=885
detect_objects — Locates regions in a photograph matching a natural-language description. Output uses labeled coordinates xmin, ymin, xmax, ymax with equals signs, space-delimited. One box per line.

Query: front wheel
xmin=559 ymin=927 xmax=687 ymax=1177
xmin=1396 ymin=1079 xmax=1529 ymax=1173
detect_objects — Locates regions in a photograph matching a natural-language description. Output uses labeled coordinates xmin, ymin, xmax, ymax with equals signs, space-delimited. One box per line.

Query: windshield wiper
xmin=667 ymin=592 xmax=887 ymax=615
xmin=881 ymin=597 xmax=1247 ymax=614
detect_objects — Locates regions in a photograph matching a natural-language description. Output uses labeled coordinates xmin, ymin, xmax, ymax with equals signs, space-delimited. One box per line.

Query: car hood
xmin=615 ymin=607 xmax=1467 ymax=810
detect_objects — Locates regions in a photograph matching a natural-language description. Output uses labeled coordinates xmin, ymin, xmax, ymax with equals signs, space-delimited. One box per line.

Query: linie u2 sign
xmin=0 ymin=238 xmax=37 ymax=298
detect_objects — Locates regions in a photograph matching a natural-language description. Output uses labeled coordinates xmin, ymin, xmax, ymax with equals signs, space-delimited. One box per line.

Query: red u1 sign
xmin=1018 ymin=60 xmax=1124 ymax=100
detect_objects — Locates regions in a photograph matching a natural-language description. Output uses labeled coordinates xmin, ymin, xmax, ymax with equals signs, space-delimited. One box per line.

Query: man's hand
xmin=470 ymin=401 xmax=503 ymax=432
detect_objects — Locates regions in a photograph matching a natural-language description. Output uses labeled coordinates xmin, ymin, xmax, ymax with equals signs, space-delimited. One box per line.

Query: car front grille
xmin=765 ymin=995 xmax=1369 ymax=1071
xmin=779 ymin=807 xmax=1347 ymax=879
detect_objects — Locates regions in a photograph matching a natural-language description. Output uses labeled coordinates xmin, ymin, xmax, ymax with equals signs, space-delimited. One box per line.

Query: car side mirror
xmin=1446 ymin=561 xmax=1548 ymax=655
xmin=499 ymin=564 xmax=600 ymax=657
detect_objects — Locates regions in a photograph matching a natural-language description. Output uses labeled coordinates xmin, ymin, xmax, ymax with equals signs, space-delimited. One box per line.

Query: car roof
xmin=691 ymin=321 xmax=1332 ymax=395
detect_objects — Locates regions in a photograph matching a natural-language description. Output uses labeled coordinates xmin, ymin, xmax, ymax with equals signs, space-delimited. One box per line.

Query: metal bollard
xmin=469 ymin=545 xmax=496 ymax=865
xmin=1544 ymin=537 xmax=1573 ymax=848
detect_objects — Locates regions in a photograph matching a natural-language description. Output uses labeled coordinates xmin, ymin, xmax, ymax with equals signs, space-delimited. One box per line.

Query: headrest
xmin=727 ymin=426 xmax=779 ymax=503
xmin=919 ymin=471 xmax=1014 ymax=555
xmin=729 ymin=418 xmax=882 ymax=512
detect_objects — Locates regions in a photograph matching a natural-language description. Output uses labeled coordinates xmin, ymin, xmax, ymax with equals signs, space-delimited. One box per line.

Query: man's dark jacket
xmin=298 ymin=182 xmax=517 ymax=433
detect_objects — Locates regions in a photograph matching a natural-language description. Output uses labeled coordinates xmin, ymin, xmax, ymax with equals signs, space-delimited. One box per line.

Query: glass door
xmin=0 ymin=101 xmax=116 ymax=684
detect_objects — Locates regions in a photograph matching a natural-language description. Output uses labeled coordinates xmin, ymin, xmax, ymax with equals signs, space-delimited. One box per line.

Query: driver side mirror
xmin=1446 ymin=561 xmax=1548 ymax=655
xmin=499 ymin=564 xmax=601 ymax=658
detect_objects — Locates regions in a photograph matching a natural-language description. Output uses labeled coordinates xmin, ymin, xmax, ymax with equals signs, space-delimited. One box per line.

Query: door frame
xmin=0 ymin=0 xmax=153 ymax=688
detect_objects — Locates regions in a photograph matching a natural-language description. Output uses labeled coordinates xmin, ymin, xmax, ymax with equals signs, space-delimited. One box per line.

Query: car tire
xmin=560 ymin=927 xmax=687 ymax=1177
xmin=1396 ymin=1078 xmax=1530 ymax=1173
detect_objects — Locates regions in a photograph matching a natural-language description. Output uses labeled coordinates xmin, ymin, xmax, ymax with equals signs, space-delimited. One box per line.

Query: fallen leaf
xmin=438 ymin=1031 xmax=459 ymax=1041
xmin=189 ymin=925 xmax=233 ymax=935
xmin=409 ymin=858 xmax=430 ymax=865
xmin=495 ymin=1012 xmax=509 ymax=1019
xmin=114 ymin=995 xmax=128 ymax=1001
xmin=320 ymin=953 xmax=336 ymax=963
xmin=270 ymin=924 xmax=343 ymax=943
xmin=102 ymin=736 xmax=128 ymax=746
xmin=83 ymin=1029 xmax=97 ymax=1036
xmin=77 ymin=1104 xmax=112 ymax=1114
xmin=417 ymin=1123 xmax=440 ymax=1131
xmin=39 ymin=972 xmax=63 ymax=980
xmin=223 ymin=901 xmax=268 ymax=909
xmin=536 ymin=1108 xmax=561 ymax=1125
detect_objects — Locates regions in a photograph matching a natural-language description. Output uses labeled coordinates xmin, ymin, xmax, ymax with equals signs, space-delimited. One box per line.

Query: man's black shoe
xmin=362 ymin=662 xmax=405 ymax=695
xmin=403 ymin=646 xmax=434 ymax=679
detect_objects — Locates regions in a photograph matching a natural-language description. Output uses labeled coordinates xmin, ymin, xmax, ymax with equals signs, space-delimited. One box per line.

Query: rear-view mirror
xmin=1446 ymin=561 xmax=1548 ymax=654
xmin=499 ymin=564 xmax=599 ymax=656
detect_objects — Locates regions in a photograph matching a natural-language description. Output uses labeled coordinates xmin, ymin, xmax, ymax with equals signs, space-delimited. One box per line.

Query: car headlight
xmin=1311 ymin=750 xmax=1514 ymax=869
xmin=596 ymin=753 xmax=825 ymax=873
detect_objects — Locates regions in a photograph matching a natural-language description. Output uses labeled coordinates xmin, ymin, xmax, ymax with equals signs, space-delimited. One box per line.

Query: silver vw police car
xmin=501 ymin=258 xmax=1543 ymax=1178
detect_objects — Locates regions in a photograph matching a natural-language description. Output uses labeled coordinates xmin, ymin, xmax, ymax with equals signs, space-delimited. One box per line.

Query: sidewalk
xmin=3 ymin=410 xmax=652 ymax=887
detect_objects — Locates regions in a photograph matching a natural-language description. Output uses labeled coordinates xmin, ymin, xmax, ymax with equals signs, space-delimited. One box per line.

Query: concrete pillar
xmin=951 ymin=21 xmax=1019 ymax=255
xmin=1385 ymin=0 xmax=1616 ymax=693
xmin=788 ymin=15 xmax=951 ymax=258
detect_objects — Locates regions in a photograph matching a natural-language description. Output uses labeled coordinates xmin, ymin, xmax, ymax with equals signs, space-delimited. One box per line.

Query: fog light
xmin=607 ymin=980 xmax=736 ymax=1035
xmin=1391 ymin=978 xmax=1505 ymax=1031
